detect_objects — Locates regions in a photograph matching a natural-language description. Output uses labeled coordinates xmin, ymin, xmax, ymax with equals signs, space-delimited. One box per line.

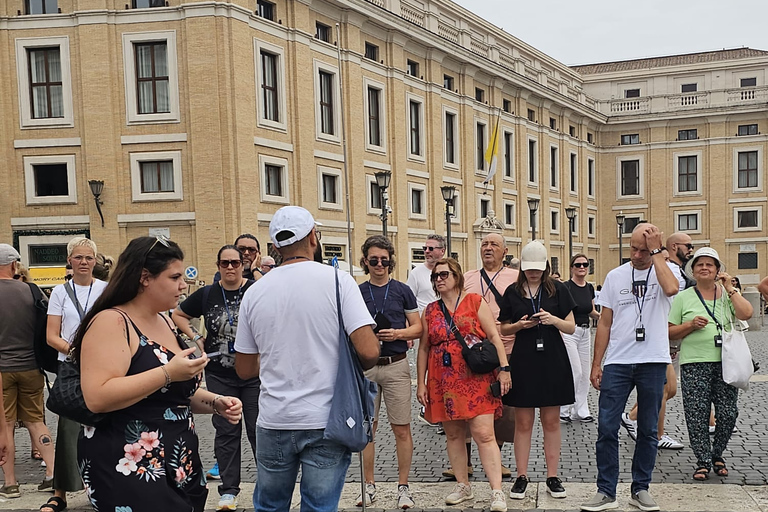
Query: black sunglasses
xmin=218 ymin=259 xmax=242 ymax=269
xmin=423 ymin=246 xmax=443 ymax=252
xmin=366 ymin=257 xmax=391 ymax=267
xmin=262 ymin=264 xmax=276 ymax=269
xmin=572 ymin=262 xmax=589 ymax=268
xmin=430 ymin=271 xmax=453 ymax=281
xmin=683 ymin=243 xmax=694 ymax=250
xmin=236 ymin=245 xmax=259 ymax=254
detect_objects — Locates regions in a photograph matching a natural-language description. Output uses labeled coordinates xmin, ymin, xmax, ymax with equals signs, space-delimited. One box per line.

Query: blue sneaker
xmin=206 ymin=462 xmax=220 ymax=480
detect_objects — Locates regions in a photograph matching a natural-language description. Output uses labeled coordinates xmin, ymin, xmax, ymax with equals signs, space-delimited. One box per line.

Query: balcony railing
xmin=597 ymin=86 xmax=768 ymax=116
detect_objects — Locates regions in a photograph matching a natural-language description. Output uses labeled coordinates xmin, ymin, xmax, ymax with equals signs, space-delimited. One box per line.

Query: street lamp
xmin=527 ymin=198 xmax=540 ymax=241
xmin=374 ymin=170 xmax=392 ymax=237
xmin=616 ymin=211 xmax=625 ymax=266
xmin=440 ymin=185 xmax=456 ymax=257
xmin=565 ymin=207 xmax=576 ymax=261
xmin=88 ymin=179 xmax=105 ymax=227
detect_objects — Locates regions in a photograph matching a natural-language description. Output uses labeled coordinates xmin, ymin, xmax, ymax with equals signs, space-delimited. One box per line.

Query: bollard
xmin=742 ymin=287 xmax=762 ymax=331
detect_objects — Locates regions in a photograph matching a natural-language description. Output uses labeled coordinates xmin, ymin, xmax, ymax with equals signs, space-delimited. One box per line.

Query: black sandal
xmin=693 ymin=467 xmax=709 ymax=481
xmin=40 ymin=496 xmax=67 ymax=512
xmin=713 ymin=457 xmax=729 ymax=477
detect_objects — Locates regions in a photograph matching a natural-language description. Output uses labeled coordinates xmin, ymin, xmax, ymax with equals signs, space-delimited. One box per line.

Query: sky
xmin=452 ymin=0 xmax=768 ymax=66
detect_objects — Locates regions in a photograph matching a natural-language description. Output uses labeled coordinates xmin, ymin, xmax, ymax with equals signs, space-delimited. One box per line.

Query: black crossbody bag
xmin=439 ymin=300 xmax=499 ymax=374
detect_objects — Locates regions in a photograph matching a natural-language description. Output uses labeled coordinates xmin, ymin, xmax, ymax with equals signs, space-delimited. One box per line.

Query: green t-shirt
xmin=668 ymin=287 xmax=736 ymax=365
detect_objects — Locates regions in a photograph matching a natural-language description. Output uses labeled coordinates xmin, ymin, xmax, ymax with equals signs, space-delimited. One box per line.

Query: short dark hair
xmin=360 ymin=235 xmax=396 ymax=275
xmin=234 ymin=234 xmax=260 ymax=252
xmin=217 ymin=244 xmax=243 ymax=262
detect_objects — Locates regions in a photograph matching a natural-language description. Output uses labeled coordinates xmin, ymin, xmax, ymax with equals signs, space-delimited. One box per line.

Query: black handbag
xmin=46 ymin=357 xmax=106 ymax=426
xmin=439 ymin=300 xmax=500 ymax=374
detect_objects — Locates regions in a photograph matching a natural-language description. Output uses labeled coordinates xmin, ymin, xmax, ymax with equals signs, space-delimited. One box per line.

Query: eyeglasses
xmin=236 ymin=246 xmax=259 ymax=254
xmin=423 ymin=246 xmax=443 ymax=252
xmin=262 ymin=264 xmax=276 ymax=269
xmin=366 ymin=257 xmax=391 ymax=267
xmin=681 ymin=243 xmax=694 ymax=250
xmin=430 ymin=271 xmax=453 ymax=281
xmin=218 ymin=260 xmax=242 ymax=269
xmin=572 ymin=262 xmax=589 ymax=268
xmin=71 ymin=255 xmax=95 ymax=263
xmin=144 ymin=234 xmax=171 ymax=267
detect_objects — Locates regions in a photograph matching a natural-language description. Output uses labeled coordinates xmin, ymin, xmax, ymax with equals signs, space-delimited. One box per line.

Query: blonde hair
xmin=15 ymin=263 xmax=30 ymax=282
xmin=93 ymin=253 xmax=115 ymax=281
xmin=67 ymin=237 xmax=97 ymax=257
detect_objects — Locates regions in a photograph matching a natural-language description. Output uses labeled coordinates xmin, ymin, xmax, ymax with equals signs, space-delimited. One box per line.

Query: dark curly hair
xmin=360 ymin=235 xmax=396 ymax=275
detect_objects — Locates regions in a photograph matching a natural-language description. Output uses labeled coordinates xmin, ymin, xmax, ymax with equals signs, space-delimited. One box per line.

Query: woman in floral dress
xmin=72 ymin=236 xmax=243 ymax=512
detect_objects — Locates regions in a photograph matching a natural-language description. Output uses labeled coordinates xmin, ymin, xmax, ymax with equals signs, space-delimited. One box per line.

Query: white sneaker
xmin=445 ymin=483 xmax=474 ymax=505
xmin=397 ymin=484 xmax=414 ymax=509
xmin=355 ymin=483 xmax=376 ymax=507
xmin=490 ymin=489 xmax=507 ymax=512
xmin=621 ymin=412 xmax=637 ymax=441
xmin=216 ymin=494 xmax=238 ymax=512
xmin=658 ymin=434 xmax=684 ymax=450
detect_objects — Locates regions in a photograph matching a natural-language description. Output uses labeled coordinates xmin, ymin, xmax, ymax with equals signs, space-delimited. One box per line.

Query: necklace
xmin=283 ymin=256 xmax=309 ymax=263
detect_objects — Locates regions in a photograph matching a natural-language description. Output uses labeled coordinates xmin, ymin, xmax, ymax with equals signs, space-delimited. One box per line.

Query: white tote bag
xmin=721 ymin=303 xmax=753 ymax=391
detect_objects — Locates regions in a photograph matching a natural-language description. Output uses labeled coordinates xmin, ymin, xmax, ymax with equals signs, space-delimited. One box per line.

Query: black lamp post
xmin=616 ymin=212 xmax=626 ymax=265
xmin=565 ymin=207 xmax=576 ymax=261
xmin=440 ymin=185 xmax=456 ymax=257
xmin=374 ymin=171 xmax=392 ymax=237
xmin=88 ymin=179 xmax=105 ymax=227
xmin=527 ymin=197 xmax=540 ymax=241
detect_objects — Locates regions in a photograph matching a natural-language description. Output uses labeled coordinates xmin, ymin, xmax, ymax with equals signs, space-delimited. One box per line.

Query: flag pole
xmin=336 ymin=23 xmax=354 ymax=277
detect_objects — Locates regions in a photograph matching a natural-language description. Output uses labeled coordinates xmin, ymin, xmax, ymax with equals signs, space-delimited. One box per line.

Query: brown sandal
xmin=693 ymin=467 xmax=709 ymax=481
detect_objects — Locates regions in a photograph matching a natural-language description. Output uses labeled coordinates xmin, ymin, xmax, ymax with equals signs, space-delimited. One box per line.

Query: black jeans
xmin=205 ymin=371 xmax=260 ymax=497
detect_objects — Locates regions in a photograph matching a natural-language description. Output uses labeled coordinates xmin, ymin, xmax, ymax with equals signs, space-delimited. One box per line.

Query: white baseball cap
xmin=269 ymin=206 xmax=321 ymax=248
xmin=520 ymin=241 xmax=548 ymax=271
xmin=0 ymin=244 xmax=21 ymax=265
xmin=684 ymin=247 xmax=724 ymax=280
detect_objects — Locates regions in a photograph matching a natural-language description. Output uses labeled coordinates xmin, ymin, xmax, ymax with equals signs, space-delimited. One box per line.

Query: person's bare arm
xmin=46 ymin=315 xmax=70 ymax=355
xmin=758 ymin=276 xmax=768 ymax=302
xmin=350 ymin=325 xmax=380 ymax=370
xmin=416 ymin=313 xmax=430 ymax=406
xmin=171 ymin=308 xmax=204 ymax=351
xmin=0 ymin=375 xmax=7 ymax=465
xmin=589 ymin=300 xmax=601 ymax=320
xmin=590 ymin=307 xmax=613 ymax=390
xmin=235 ymin=353 xmax=260 ymax=380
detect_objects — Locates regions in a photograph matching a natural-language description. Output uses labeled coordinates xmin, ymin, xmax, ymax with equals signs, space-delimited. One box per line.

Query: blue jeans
xmin=254 ymin=427 xmax=351 ymax=512
xmin=596 ymin=363 xmax=667 ymax=498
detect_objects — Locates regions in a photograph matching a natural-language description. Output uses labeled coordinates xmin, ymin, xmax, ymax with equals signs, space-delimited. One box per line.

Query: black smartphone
xmin=490 ymin=381 xmax=502 ymax=397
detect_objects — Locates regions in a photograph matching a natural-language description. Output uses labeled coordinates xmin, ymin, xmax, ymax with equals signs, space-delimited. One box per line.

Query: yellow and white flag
xmin=483 ymin=114 xmax=501 ymax=185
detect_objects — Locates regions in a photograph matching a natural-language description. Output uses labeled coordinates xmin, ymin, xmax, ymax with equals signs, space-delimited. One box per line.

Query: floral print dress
xmin=78 ymin=314 xmax=207 ymax=512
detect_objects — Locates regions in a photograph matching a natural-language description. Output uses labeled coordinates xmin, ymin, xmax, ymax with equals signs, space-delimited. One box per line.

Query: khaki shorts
xmin=364 ymin=357 xmax=412 ymax=426
xmin=3 ymin=369 xmax=45 ymax=423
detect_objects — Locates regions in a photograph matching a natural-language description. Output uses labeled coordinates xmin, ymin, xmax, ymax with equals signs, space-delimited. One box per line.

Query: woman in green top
xmin=668 ymin=247 xmax=752 ymax=481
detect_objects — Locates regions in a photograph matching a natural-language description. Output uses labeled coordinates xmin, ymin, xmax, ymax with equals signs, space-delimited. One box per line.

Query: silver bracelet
xmin=212 ymin=395 xmax=223 ymax=416
xmin=161 ymin=365 xmax=172 ymax=388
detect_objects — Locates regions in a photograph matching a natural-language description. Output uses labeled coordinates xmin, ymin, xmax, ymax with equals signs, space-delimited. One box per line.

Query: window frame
xmin=673 ymin=150 xmax=702 ymax=196
xmin=741 ymin=77 xmax=757 ymax=88
xmin=587 ymin=158 xmax=595 ymax=197
xmin=678 ymin=128 xmax=698 ymax=141
xmin=23 ymin=154 xmax=77 ymax=205
xmin=317 ymin=165 xmax=342 ymax=210
xmin=587 ymin=214 xmax=596 ymax=238
xmin=406 ymin=59 xmax=419 ymax=77
xmin=569 ymin=152 xmax=578 ymax=194
xmin=443 ymin=74 xmax=454 ymax=90
xmin=366 ymin=175 xmax=382 ymax=214
xmin=405 ymin=92 xmax=425 ymax=162
xmin=624 ymin=88 xmax=640 ymax=98
xmin=502 ymin=129 xmax=514 ymax=181
xmin=674 ymin=209 xmax=702 ymax=234
xmin=129 ymin=150 xmax=183 ymax=202
xmin=737 ymin=124 xmax=758 ymax=136
xmin=621 ymin=133 xmax=640 ymax=145
xmin=122 ymin=31 xmax=180 ymax=125
xmin=503 ymin=200 xmax=515 ymax=228
xmin=15 ymin=36 xmax=74 ymax=129
xmin=313 ymin=60 xmax=341 ymax=143
xmin=442 ymin=106 xmax=459 ymax=169
xmin=617 ymin=156 xmax=644 ymax=199
xmin=733 ymin=147 xmax=762 ymax=192
xmin=475 ymin=119 xmax=487 ymax=172
xmin=734 ymin=206 xmax=762 ymax=232
xmin=25 ymin=0 xmax=59 ymax=14
xmin=254 ymin=39 xmax=287 ymax=131
xmin=258 ymin=154 xmax=290 ymax=204
xmin=256 ymin=0 xmax=275 ymax=21
xmin=408 ymin=183 xmax=427 ymax=220
xmin=527 ymin=137 xmax=538 ymax=186
xmin=315 ymin=22 xmax=331 ymax=42
xmin=363 ymin=77 xmax=387 ymax=153
xmin=549 ymin=144 xmax=559 ymax=190
xmin=364 ymin=42 xmax=379 ymax=61
xmin=549 ymin=207 xmax=559 ymax=235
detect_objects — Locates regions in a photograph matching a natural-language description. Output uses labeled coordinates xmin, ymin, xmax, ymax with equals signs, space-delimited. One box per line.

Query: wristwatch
xmin=649 ymin=248 xmax=663 ymax=256
xmin=498 ymin=366 xmax=511 ymax=372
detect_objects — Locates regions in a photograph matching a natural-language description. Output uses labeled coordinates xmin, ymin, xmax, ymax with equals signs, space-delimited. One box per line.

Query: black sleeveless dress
xmin=78 ymin=313 xmax=207 ymax=512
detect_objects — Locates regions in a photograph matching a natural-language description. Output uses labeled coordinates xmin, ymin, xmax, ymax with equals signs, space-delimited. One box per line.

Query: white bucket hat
xmin=684 ymin=247 xmax=724 ymax=280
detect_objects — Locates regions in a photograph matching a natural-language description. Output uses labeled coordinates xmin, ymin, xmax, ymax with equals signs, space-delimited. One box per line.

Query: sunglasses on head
xmin=218 ymin=259 xmax=242 ymax=269
xmin=572 ymin=262 xmax=589 ymax=268
xmin=423 ymin=246 xmax=443 ymax=252
xmin=144 ymin=234 xmax=171 ymax=266
xmin=366 ymin=257 xmax=391 ymax=267
xmin=430 ymin=271 xmax=453 ymax=281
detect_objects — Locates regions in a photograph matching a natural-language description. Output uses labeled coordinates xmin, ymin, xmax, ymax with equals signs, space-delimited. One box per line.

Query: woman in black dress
xmin=498 ymin=241 xmax=575 ymax=501
xmin=72 ymin=236 xmax=243 ymax=512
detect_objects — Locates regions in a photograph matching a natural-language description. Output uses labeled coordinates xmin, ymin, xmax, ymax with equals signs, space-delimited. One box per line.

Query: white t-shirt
xmin=234 ymin=261 xmax=375 ymax=430
xmin=596 ymin=262 xmax=679 ymax=365
xmin=406 ymin=263 xmax=437 ymax=312
xmin=47 ymin=279 xmax=108 ymax=361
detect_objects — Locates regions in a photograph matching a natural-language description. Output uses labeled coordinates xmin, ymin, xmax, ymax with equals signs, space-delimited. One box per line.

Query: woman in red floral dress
xmin=416 ymin=258 xmax=511 ymax=511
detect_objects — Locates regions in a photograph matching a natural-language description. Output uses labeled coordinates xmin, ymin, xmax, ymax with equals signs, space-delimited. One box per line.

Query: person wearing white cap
xmin=582 ymin=223 xmax=680 ymax=512
xmin=668 ymin=247 xmax=752 ymax=481
xmin=498 ymin=241 xmax=576 ymax=501
xmin=234 ymin=206 xmax=379 ymax=512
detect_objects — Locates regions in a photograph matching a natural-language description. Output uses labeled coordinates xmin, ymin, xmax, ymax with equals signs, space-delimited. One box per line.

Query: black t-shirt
xmin=359 ymin=279 xmax=418 ymax=357
xmin=497 ymin=280 xmax=576 ymax=340
xmin=178 ymin=280 xmax=255 ymax=375
xmin=563 ymin=280 xmax=595 ymax=325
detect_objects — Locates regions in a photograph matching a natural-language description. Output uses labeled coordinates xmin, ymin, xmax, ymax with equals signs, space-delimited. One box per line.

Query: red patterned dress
xmin=423 ymin=293 xmax=502 ymax=423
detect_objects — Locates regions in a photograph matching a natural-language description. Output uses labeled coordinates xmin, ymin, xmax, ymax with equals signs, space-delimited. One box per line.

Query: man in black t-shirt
xmin=356 ymin=236 xmax=422 ymax=509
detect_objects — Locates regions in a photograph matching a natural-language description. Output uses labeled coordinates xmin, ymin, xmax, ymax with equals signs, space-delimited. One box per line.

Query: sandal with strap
xmin=40 ymin=496 xmax=67 ymax=512
xmin=693 ymin=467 xmax=709 ymax=481
xmin=713 ymin=457 xmax=729 ymax=477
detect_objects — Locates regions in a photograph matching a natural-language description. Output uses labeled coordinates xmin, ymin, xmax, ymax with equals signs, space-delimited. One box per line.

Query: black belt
xmin=377 ymin=352 xmax=407 ymax=366
xmin=578 ymin=323 xmax=591 ymax=328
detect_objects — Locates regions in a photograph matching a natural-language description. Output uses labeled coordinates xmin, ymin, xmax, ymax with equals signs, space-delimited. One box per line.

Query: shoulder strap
xmin=27 ymin=282 xmax=43 ymax=304
xmin=63 ymin=281 xmax=85 ymax=320
xmin=111 ymin=307 xmax=145 ymax=340
xmin=439 ymin=300 xmax=469 ymax=351
xmin=334 ymin=268 xmax=345 ymax=332
xmin=479 ymin=269 xmax=504 ymax=304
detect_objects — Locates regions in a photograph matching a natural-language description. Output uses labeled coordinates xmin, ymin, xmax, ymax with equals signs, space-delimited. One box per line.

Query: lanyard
xmin=526 ymin=283 xmax=543 ymax=332
xmin=632 ymin=266 xmax=652 ymax=327
xmin=694 ymin=286 xmax=723 ymax=332
xmin=480 ymin=268 xmax=502 ymax=302
xmin=74 ymin=281 xmax=94 ymax=315
xmin=220 ymin=282 xmax=243 ymax=327
xmin=368 ymin=280 xmax=391 ymax=314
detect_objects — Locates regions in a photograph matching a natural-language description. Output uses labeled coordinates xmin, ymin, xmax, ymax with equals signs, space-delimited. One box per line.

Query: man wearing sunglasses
xmin=356 ymin=236 xmax=422 ymax=509
xmin=406 ymin=235 xmax=446 ymax=313
xmin=213 ymin=234 xmax=263 ymax=283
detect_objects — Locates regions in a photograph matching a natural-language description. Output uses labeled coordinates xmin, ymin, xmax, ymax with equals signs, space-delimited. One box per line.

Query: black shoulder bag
xmin=439 ymin=300 xmax=499 ymax=374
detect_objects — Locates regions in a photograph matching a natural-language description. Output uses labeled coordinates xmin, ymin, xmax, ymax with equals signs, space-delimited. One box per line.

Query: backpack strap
xmin=201 ymin=284 xmax=214 ymax=316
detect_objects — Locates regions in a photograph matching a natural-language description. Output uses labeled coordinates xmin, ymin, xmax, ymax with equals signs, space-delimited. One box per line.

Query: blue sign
xmin=184 ymin=266 xmax=198 ymax=280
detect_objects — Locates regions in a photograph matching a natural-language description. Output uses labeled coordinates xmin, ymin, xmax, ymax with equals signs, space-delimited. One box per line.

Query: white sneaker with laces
xmin=658 ymin=434 xmax=684 ymax=450
xmin=216 ymin=494 xmax=238 ymax=512
xmin=490 ymin=489 xmax=507 ymax=512
xmin=621 ymin=412 xmax=638 ymax=441
xmin=445 ymin=483 xmax=474 ymax=505
xmin=397 ymin=484 xmax=414 ymax=509
xmin=355 ymin=483 xmax=376 ymax=507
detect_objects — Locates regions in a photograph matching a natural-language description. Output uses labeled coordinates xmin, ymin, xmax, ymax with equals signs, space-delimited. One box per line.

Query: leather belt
xmin=377 ymin=352 xmax=407 ymax=366
xmin=578 ymin=323 xmax=591 ymax=329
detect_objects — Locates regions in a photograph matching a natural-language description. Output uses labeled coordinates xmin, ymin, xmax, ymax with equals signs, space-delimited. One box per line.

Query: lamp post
xmin=374 ymin=170 xmax=392 ymax=237
xmin=616 ymin=211 xmax=625 ymax=266
xmin=440 ymin=185 xmax=456 ymax=257
xmin=527 ymin=197 xmax=540 ymax=241
xmin=88 ymin=180 xmax=105 ymax=227
xmin=565 ymin=207 xmax=576 ymax=261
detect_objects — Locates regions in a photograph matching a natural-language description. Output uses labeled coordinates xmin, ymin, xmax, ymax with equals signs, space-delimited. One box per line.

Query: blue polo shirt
xmin=359 ymin=279 xmax=418 ymax=357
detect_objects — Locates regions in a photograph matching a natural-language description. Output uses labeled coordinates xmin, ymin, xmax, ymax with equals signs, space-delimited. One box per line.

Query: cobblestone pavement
xmin=6 ymin=330 xmax=768 ymax=500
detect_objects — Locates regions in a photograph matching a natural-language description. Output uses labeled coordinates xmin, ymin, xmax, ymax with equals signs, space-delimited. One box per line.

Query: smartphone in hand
xmin=490 ymin=381 xmax=502 ymax=397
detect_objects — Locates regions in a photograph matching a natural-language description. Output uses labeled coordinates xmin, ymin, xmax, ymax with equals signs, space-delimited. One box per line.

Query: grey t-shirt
xmin=0 ymin=279 xmax=38 ymax=372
